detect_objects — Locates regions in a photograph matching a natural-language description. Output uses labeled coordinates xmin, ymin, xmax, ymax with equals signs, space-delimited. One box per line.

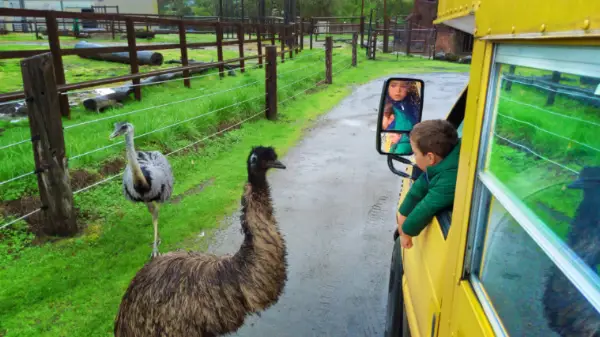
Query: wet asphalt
xmin=208 ymin=72 xmax=470 ymax=337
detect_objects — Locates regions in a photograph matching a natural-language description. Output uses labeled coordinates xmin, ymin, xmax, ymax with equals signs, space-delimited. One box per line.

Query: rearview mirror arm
xmin=387 ymin=155 xmax=410 ymax=178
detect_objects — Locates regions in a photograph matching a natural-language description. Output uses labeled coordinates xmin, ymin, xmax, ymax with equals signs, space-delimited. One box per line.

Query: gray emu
xmin=114 ymin=146 xmax=287 ymax=337
xmin=543 ymin=166 xmax=600 ymax=336
xmin=110 ymin=122 xmax=174 ymax=257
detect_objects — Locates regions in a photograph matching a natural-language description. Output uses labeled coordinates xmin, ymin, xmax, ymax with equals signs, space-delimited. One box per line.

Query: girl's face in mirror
xmin=388 ymin=80 xmax=409 ymax=101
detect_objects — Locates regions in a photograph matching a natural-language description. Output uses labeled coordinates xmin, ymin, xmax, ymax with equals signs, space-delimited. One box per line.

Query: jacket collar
xmin=426 ymin=139 xmax=461 ymax=178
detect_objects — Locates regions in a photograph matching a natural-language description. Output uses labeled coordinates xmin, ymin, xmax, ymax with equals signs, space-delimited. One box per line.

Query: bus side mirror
xmin=376 ymin=78 xmax=425 ymax=156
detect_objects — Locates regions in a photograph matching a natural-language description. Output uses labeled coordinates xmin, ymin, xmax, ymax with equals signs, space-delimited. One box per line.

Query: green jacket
xmin=399 ymin=139 xmax=461 ymax=236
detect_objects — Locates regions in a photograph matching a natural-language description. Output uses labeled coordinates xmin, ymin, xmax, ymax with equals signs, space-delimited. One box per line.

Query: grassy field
xmin=488 ymin=65 xmax=600 ymax=241
xmin=0 ymin=46 xmax=469 ymax=336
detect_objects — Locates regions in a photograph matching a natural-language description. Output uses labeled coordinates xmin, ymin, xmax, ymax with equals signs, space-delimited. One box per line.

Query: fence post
xmin=300 ymin=20 xmax=304 ymax=51
xmin=280 ymin=26 xmax=285 ymax=63
xmin=271 ymin=23 xmax=276 ymax=45
xmin=257 ymin=23 xmax=263 ymax=68
xmin=352 ymin=32 xmax=357 ymax=67
xmin=325 ymin=36 xmax=332 ymax=84
xmin=178 ymin=20 xmax=191 ymax=88
xmin=383 ymin=16 xmax=389 ymax=53
xmin=265 ymin=45 xmax=277 ymax=121
xmin=237 ymin=23 xmax=245 ymax=73
xmin=45 ymin=12 xmax=70 ymax=119
xmin=216 ymin=22 xmax=225 ymax=78
xmin=546 ymin=71 xmax=561 ymax=106
xmin=360 ymin=16 xmax=365 ymax=48
xmin=295 ymin=22 xmax=299 ymax=55
xmin=405 ymin=20 xmax=412 ymax=56
xmin=505 ymin=65 xmax=517 ymax=91
xmin=310 ymin=18 xmax=314 ymax=50
xmin=288 ymin=25 xmax=293 ymax=59
xmin=21 ymin=53 xmax=77 ymax=237
xmin=125 ymin=18 xmax=141 ymax=101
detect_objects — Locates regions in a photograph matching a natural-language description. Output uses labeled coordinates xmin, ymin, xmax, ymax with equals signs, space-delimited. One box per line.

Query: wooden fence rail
xmin=0 ymin=8 xmax=303 ymax=119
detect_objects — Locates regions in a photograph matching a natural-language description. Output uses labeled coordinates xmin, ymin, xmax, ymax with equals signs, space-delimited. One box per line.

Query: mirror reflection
xmin=378 ymin=78 xmax=424 ymax=156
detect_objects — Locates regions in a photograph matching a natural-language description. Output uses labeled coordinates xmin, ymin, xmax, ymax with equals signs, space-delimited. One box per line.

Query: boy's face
xmin=410 ymin=138 xmax=438 ymax=171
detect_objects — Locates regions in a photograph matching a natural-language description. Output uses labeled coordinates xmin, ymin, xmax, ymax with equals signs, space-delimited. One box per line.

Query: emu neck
xmin=124 ymin=132 xmax=147 ymax=186
xmin=232 ymin=171 xmax=287 ymax=310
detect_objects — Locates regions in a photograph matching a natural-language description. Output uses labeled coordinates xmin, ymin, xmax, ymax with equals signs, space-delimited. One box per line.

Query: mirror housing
xmin=375 ymin=77 xmax=425 ymax=156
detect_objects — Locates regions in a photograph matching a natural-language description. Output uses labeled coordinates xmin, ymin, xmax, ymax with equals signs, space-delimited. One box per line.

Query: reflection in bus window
xmin=479 ymin=61 xmax=600 ymax=336
xmin=479 ymin=198 xmax=600 ymax=336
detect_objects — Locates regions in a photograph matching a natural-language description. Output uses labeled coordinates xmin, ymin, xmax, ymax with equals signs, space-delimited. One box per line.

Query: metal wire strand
xmin=0 ymin=208 xmax=42 ymax=230
xmin=69 ymin=93 xmax=264 ymax=162
xmin=64 ymin=81 xmax=260 ymax=131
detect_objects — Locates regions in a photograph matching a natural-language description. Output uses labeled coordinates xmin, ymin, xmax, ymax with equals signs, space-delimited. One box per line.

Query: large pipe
xmin=74 ymin=41 xmax=164 ymax=66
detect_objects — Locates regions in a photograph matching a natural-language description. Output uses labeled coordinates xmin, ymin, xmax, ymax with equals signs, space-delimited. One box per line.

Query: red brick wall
xmin=435 ymin=29 xmax=456 ymax=54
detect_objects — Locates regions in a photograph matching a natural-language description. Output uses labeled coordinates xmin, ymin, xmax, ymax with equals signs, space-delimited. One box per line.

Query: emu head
xmin=110 ymin=122 xmax=134 ymax=140
xmin=247 ymin=146 xmax=286 ymax=175
xmin=568 ymin=166 xmax=600 ymax=191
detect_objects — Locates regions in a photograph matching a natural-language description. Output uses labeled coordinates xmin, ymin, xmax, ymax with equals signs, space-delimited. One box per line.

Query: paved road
xmin=208 ymin=72 xmax=470 ymax=337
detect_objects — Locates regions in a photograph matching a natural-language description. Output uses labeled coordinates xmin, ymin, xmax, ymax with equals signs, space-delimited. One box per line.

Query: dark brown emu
xmin=543 ymin=166 xmax=600 ymax=337
xmin=114 ymin=146 xmax=288 ymax=337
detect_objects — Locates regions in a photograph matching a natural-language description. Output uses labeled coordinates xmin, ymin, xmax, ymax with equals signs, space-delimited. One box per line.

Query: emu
xmin=114 ymin=146 xmax=288 ymax=337
xmin=110 ymin=122 xmax=174 ymax=257
xmin=543 ymin=166 xmax=600 ymax=337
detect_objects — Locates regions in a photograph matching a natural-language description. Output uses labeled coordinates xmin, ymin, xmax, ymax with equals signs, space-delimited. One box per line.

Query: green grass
xmin=487 ymin=64 xmax=600 ymax=241
xmin=0 ymin=47 xmax=468 ymax=337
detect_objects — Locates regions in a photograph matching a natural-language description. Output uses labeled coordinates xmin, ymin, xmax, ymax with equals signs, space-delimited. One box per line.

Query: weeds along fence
xmin=0 ymin=35 xmax=359 ymax=235
xmin=0 ymin=8 xmax=305 ymax=118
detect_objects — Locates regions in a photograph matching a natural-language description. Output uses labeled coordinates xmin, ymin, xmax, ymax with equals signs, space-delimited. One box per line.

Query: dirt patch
xmin=100 ymin=157 xmax=126 ymax=176
xmin=0 ymin=195 xmax=44 ymax=235
xmin=170 ymin=177 xmax=215 ymax=205
xmin=70 ymin=169 xmax=101 ymax=191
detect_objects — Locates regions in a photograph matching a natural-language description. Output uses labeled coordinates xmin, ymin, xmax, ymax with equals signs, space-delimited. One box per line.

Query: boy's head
xmin=409 ymin=119 xmax=458 ymax=171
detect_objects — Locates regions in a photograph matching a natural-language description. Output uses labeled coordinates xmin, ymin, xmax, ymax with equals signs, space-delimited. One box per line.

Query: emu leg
xmin=147 ymin=202 xmax=160 ymax=258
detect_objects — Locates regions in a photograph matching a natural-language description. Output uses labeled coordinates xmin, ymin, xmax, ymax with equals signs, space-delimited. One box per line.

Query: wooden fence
xmin=7 ymin=35 xmax=358 ymax=235
xmin=0 ymin=8 xmax=306 ymax=119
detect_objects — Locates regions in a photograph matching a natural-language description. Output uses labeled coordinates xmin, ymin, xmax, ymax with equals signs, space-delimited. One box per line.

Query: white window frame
xmin=464 ymin=43 xmax=600 ymax=336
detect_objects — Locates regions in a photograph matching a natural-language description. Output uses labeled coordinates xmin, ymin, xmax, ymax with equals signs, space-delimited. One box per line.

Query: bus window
xmin=465 ymin=44 xmax=600 ymax=336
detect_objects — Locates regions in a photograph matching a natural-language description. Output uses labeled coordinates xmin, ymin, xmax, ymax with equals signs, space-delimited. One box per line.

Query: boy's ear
xmin=425 ymin=152 xmax=437 ymax=165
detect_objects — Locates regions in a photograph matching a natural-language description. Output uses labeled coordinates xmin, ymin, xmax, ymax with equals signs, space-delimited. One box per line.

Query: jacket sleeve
xmin=398 ymin=174 xmax=428 ymax=216
xmin=401 ymin=176 xmax=457 ymax=237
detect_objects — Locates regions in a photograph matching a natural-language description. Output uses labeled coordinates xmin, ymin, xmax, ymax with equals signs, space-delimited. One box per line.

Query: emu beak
xmin=268 ymin=160 xmax=286 ymax=169
xmin=109 ymin=131 xmax=119 ymax=140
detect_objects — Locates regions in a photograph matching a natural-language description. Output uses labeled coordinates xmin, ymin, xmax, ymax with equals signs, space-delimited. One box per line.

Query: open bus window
xmin=466 ymin=44 xmax=600 ymax=336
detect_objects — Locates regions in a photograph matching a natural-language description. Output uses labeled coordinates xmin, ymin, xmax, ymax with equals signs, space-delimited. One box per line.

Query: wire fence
xmin=500 ymin=97 xmax=600 ymax=128
xmin=0 ymin=39 xmax=355 ymax=231
xmin=493 ymin=133 xmax=579 ymax=175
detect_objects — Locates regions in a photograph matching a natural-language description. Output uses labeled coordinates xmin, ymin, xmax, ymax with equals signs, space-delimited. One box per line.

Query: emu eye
xmin=250 ymin=154 xmax=258 ymax=164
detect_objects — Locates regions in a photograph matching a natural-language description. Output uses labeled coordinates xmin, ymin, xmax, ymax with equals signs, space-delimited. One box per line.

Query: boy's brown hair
xmin=409 ymin=119 xmax=458 ymax=158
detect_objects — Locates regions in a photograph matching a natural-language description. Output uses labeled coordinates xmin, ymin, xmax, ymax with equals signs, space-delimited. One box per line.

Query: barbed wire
xmin=500 ymin=97 xmax=600 ymax=128
xmin=0 ymin=170 xmax=35 ymax=187
xmin=64 ymin=80 xmax=260 ymax=131
xmin=0 ymin=138 xmax=30 ymax=151
xmin=494 ymin=132 xmax=578 ymax=175
xmin=278 ymin=68 xmax=324 ymax=91
xmin=0 ymin=208 xmax=41 ymax=231
xmin=502 ymin=76 xmax=600 ymax=102
xmin=62 ymin=65 xmax=256 ymax=97
xmin=69 ymin=93 xmax=264 ymax=162
xmin=498 ymin=113 xmax=600 ymax=153
xmin=0 ymin=99 xmax=24 ymax=107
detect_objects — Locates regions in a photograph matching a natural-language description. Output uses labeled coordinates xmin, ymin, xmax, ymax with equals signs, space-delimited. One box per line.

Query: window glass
xmin=483 ymin=60 xmax=600 ymax=271
xmin=479 ymin=197 xmax=600 ymax=336
xmin=456 ymin=120 xmax=464 ymax=137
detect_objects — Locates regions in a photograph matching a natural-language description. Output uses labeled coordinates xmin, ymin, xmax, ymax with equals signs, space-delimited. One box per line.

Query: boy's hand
xmin=400 ymin=234 xmax=413 ymax=249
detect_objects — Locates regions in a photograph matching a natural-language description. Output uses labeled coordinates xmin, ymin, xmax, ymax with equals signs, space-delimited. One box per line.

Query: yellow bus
xmin=376 ymin=1 xmax=600 ymax=336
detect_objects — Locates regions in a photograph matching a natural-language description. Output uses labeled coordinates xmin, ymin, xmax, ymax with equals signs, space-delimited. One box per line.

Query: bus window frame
xmin=461 ymin=42 xmax=600 ymax=336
